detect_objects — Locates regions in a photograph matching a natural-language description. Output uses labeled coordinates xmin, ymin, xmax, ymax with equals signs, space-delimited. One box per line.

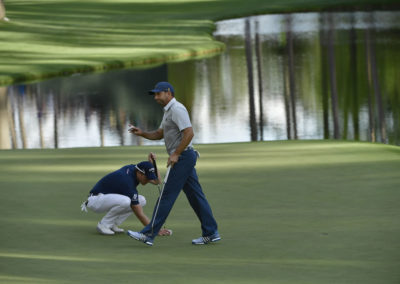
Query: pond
xmin=1 ymin=10 xmax=399 ymax=149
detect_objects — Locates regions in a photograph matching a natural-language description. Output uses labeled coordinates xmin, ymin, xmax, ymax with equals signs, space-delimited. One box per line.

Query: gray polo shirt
xmin=160 ymin=98 xmax=193 ymax=155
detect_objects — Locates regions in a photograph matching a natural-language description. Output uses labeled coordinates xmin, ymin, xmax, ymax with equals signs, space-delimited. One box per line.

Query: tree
xmin=244 ymin=18 xmax=258 ymax=141
xmin=327 ymin=14 xmax=340 ymax=139
xmin=285 ymin=15 xmax=298 ymax=140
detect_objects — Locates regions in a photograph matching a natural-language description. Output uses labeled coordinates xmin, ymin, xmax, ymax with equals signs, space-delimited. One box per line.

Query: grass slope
xmin=0 ymin=140 xmax=400 ymax=283
xmin=0 ymin=0 xmax=399 ymax=86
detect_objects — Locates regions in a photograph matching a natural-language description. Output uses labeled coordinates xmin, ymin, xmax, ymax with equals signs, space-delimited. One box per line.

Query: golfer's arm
xmin=131 ymin=204 xmax=150 ymax=226
xmin=174 ymin=127 xmax=194 ymax=156
xmin=141 ymin=128 xmax=163 ymax=140
xmin=149 ymin=179 xmax=161 ymax=185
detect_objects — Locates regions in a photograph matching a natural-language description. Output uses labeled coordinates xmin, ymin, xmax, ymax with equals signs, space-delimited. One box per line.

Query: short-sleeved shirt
xmin=160 ymin=98 xmax=192 ymax=155
xmin=90 ymin=165 xmax=140 ymax=206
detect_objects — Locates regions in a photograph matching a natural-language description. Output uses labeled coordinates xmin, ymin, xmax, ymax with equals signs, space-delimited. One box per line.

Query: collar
xmin=163 ymin=97 xmax=176 ymax=112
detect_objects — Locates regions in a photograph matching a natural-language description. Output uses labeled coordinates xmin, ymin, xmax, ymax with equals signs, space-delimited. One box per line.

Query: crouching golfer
xmin=81 ymin=153 xmax=171 ymax=236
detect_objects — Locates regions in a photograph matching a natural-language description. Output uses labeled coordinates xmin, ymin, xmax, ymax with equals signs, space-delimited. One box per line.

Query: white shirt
xmin=160 ymin=98 xmax=193 ymax=155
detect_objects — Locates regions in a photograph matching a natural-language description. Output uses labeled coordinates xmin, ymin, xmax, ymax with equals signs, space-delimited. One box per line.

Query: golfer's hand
xmin=128 ymin=124 xmax=143 ymax=136
xmin=158 ymin=228 xmax=172 ymax=236
xmin=168 ymin=153 xmax=179 ymax=167
xmin=149 ymin=152 xmax=157 ymax=162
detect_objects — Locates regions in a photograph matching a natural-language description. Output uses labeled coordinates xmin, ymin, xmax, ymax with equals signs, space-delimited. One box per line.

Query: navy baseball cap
xmin=135 ymin=161 xmax=158 ymax=180
xmin=148 ymin=82 xmax=174 ymax=95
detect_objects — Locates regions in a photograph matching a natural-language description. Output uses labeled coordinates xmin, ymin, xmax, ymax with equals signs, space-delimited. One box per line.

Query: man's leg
xmin=114 ymin=195 xmax=146 ymax=226
xmin=140 ymin=152 xmax=195 ymax=239
xmin=96 ymin=194 xmax=131 ymax=228
xmin=183 ymin=168 xmax=218 ymax=236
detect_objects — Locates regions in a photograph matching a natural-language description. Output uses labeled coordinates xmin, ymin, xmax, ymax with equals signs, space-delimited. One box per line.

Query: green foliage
xmin=1 ymin=141 xmax=400 ymax=283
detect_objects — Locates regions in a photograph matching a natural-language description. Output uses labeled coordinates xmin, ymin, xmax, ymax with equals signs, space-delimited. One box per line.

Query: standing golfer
xmin=81 ymin=153 xmax=171 ymax=236
xmin=127 ymin=81 xmax=220 ymax=246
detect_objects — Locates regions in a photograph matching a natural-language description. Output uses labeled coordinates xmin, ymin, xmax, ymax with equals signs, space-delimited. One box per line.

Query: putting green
xmin=1 ymin=0 xmax=398 ymax=86
xmin=0 ymin=140 xmax=399 ymax=283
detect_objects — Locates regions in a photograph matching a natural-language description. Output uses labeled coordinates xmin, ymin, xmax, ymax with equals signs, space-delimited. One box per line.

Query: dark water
xmin=1 ymin=11 xmax=399 ymax=149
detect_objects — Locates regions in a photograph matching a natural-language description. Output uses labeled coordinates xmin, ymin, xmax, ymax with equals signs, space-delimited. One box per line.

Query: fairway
xmin=0 ymin=141 xmax=400 ymax=283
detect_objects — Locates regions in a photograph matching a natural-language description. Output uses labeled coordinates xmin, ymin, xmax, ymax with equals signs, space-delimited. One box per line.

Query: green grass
xmin=0 ymin=140 xmax=400 ymax=283
xmin=1 ymin=0 xmax=399 ymax=86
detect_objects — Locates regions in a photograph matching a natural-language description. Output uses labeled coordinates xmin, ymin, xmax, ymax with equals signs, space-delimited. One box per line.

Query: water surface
xmin=1 ymin=11 xmax=399 ymax=149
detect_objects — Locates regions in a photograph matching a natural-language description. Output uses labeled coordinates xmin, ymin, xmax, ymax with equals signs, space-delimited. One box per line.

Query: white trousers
xmin=87 ymin=193 xmax=146 ymax=228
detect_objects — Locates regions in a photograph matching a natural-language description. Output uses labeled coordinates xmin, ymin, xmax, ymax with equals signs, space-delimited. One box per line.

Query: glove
xmin=80 ymin=200 xmax=88 ymax=212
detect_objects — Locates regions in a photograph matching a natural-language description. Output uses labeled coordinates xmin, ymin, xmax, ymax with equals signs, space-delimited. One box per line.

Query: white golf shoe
xmin=127 ymin=230 xmax=154 ymax=246
xmin=96 ymin=222 xmax=115 ymax=235
xmin=111 ymin=225 xmax=124 ymax=233
xmin=192 ymin=232 xmax=221 ymax=245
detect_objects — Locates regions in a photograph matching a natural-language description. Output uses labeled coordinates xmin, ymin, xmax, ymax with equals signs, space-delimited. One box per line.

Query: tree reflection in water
xmin=1 ymin=11 xmax=399 ymax=149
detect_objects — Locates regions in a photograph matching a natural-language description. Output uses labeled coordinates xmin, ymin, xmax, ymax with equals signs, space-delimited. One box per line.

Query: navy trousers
xmin=141 ymin=149 xmax=218 ymax=239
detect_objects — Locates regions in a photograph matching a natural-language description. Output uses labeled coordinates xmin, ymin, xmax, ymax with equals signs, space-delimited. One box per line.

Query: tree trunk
xmin=7 ymin=87 xmax=17 ymax=148
xmin=286 ymin=15 xmax=298 ymax=139
xmin=255 ymin=20 xmax=264 ymax=141
xmin=53 ymin=92 xmax=59 ymax=149
xmin=99 ymin=109 xmax=105 ymax=147
xmin=328 ymin=14 xmax=340 ymax=139
xmin=35 ymin=86 xmax=45 ymax=148
xmin=349 ymin=14 xmax=360 ymax=141
xmin=245 ymin=18 xmax=258 ymax=141
xmin=365 ymin=28 xmax=376 ymax=143
xmin=283 ymin=64 xmax=292 ymax=139
xmin=319 ymin=14 xmax=330 ymax=139
xmin=367 ymin=13 xmax=386 ymax=143
xmin=17 ymin=87 xmax=27 ymax=149
xmin=116 ymin=109 xmax=126 ymax=146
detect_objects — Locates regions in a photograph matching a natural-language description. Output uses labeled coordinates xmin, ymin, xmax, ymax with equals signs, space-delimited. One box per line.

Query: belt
xmin=184 ymin=147 xmax=200 ymax=158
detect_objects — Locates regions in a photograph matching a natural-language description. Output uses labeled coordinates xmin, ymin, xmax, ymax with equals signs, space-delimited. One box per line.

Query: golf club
xmin=151 ymin=157 xmax=171 ymax=236
xmin=152 ymin=157 xmax=162 ymax=195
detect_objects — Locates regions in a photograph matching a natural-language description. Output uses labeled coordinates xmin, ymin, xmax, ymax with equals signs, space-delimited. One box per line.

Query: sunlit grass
xmin=0 ymin=141 xmax=400 ymax=283
xmin=0 ymin=252 xmax=109 ymax=263
xmin=1 ymin=0 xmax=397 ymax=85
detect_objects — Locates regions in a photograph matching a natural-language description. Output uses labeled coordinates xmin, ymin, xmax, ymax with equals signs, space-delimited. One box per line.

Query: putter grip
xmin=152 ymin=157 xmax=158 ymax=176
